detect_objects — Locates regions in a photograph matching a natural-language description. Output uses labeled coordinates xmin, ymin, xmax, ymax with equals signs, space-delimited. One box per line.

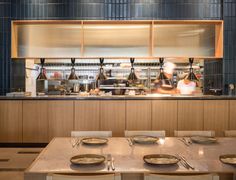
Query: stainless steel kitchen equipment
xmin=96 ymin=58 xmax=107 ymax=88
xmin=36 ymin=58 xmax=48 ymax=94
xmin=68 ymin=58 xmax=78 ymax=80
xmin=186 ymin=58 xmax=199 ymax=81
xmin=37 ymin=58 xmax=47 ymax=80
xmin=127 ymin=58 xmax=138 ymax=83
xmin=154 ymin=57 xmax=173 ymax=90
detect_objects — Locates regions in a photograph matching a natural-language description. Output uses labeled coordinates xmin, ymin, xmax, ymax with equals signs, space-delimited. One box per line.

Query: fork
xmin=107 ymin=154 xmax=111 ymax=171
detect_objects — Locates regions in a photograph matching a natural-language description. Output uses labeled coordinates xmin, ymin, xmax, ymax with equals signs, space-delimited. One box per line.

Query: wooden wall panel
xmin=100 ymin=101 xmax=126 ymax=137
xmin=229 ymin=100 xmax=236 ymax=130
xmin=74 ymin=101 xmax=100 ymax=131
xmin=48 ymin=101 xmax=74 ymax=140
xmin=204 ymin=100 xmax=229 ymax=136
xmin=23 ymin=101 xmax=48 ymax=143
xmin=0 ymin=101 xmax=22 ymax=142
xmin=178 ymin=100 xmax=204 ymax=131
xmin=152 ymin=100 xmax=177 ymax=136
xmin=126 ymin=100 xmax=151 ymax=130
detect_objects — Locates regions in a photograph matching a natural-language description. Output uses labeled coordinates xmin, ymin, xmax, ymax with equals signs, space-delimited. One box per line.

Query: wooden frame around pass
xmin=11 ymin=20 xmax=224 ymax=60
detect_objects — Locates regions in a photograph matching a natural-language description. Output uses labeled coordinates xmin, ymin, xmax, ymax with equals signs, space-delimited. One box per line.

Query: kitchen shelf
xmin=11 ymin=20 xmax=223 ymax=60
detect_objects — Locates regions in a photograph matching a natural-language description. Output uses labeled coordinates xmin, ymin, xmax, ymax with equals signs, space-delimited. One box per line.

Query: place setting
xmin=143 ymin=153 xmax=195 ymax=171
xmin=70 ymin=153 xmax=116 ymax=171
xmin=178 ymin=136 xmax=218 ymax=146
xmin=70 ymin=137 xmax=109 ymax=149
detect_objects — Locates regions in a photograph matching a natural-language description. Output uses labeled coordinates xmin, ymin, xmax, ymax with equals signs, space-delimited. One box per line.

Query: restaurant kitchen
xmin=0 ymin=1 xmax=236 ymax=180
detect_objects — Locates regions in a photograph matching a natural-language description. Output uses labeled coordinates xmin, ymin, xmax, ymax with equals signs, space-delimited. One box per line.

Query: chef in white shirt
xmin=177 ymin=76 xmax=196 ymax=95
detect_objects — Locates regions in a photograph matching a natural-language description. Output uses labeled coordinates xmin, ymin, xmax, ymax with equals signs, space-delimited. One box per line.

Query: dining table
xmin=25 ymin=137 xmax=236 ymax=180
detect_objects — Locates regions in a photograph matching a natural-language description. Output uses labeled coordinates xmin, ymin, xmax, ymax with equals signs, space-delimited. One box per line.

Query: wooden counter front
xmin=0 ymin=99 xmax=233 ymax=143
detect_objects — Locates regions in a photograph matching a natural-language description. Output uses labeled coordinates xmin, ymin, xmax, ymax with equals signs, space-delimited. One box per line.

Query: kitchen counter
xmin=0 ymin=94 xmax=236 ymax=100
xmin=0 ymin=95 xmax=235 ymax=142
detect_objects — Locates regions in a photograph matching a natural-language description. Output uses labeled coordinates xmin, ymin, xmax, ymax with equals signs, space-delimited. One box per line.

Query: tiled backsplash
xmin=0 ymin=0 xmax=234 ymax=95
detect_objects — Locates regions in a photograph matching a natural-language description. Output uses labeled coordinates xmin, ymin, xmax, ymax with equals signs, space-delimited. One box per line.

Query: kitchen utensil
xmin=70 ymin=154 xmax=105 ymax=165
xmin=126 ymin=138 xmax=133 ymax=146
xmin=143 ymin=154 xmax=180 ymax=165
xmin=132 ymin=135 xmax=158 ymax=144
xmin=107 ymin=154 xmax=115 ymax=171
xmin=111 ymin=157 xmax=115 ymax=171
xmin=81 ymin=137 xmax=108 ymax=145
xmin=107 ymin=154 xmax=111 ymax=170
xmin=178 ymin=138 xmax=190 ymax=146
xmin=73 ymin=84 xmax=80 ymax=93
xmin=190 ymin=136 xmax=217 ymax=144
xmin=219 ymin=154 xmax=236 ymax=165
xmin=177 ymin=154 xmax=195 ymax=170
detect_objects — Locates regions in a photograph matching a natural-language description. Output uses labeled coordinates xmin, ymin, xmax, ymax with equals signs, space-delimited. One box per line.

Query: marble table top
xmin=26 ymin=137 xmax=236 ymax=174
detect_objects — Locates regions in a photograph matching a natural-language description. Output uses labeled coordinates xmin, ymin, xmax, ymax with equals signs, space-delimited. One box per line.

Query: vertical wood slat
xmin=48 ymin=101 xmax=74 ymax=141
xmin=0 ymin=100 xmax=22 ymax=142
xmin=100 ymin=100 xmax=126 ymax=137
xmin=23 ymin=101 xmax=48 ymax=143
xmin=126 ymin=100 xmax=152 ymax=130
xmin=178 ymin=100 xmax=204 ymax=131
xmin=152 ymin=100 xmax=177 ymax=136
xmin=229 ymin=100 xmax=236 ymax=130
xmin=74 ymin=101 xmax=100 ymax=131
xmin=204 ymin=100 xmax=229 ymax=137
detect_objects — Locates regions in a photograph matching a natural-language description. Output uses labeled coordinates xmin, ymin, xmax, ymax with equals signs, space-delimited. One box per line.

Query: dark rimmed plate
xmin=70 ymin=154 xmax=105 ymax=165
xmin=81 ymin=137 xmax=108 ymax=145
xmin=220 ymin=154 xmax=236 ymax=165
xmin=144 ymin=154 xmax=180 ymax=165
xmin=190 ymin=136 xmax=217 ymax=144
xmin=132 ymin=135 xmax=158 ymax=144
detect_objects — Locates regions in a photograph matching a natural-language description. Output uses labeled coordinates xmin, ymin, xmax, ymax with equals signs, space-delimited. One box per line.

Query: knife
xmin=111 ymin=157 xmax=115 ymax=171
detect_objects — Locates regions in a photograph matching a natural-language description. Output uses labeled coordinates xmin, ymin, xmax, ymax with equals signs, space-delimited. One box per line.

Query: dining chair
xmin=144 ymin=174 xmax=219 ymax=180
xmin=224 ymin=130 xmax=236 ymax=137
xmin=124 ymin=130 xmax=166 ymax=137
xmin=174 ymin=130 xmax=215 ymax=137
xmin=47 ymin=173 xmax=121 ymax=180
xmin=71 ymin=131 xmax=112 ymax=138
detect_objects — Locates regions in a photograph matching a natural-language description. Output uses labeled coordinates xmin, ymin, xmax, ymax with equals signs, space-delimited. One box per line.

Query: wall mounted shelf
xmin=11 ymin=20 xmax=223 ymax=60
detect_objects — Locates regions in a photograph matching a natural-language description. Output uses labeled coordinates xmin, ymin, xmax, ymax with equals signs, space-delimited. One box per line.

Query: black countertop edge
xmin=0 ymin=95 xmax=236 ymax=100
